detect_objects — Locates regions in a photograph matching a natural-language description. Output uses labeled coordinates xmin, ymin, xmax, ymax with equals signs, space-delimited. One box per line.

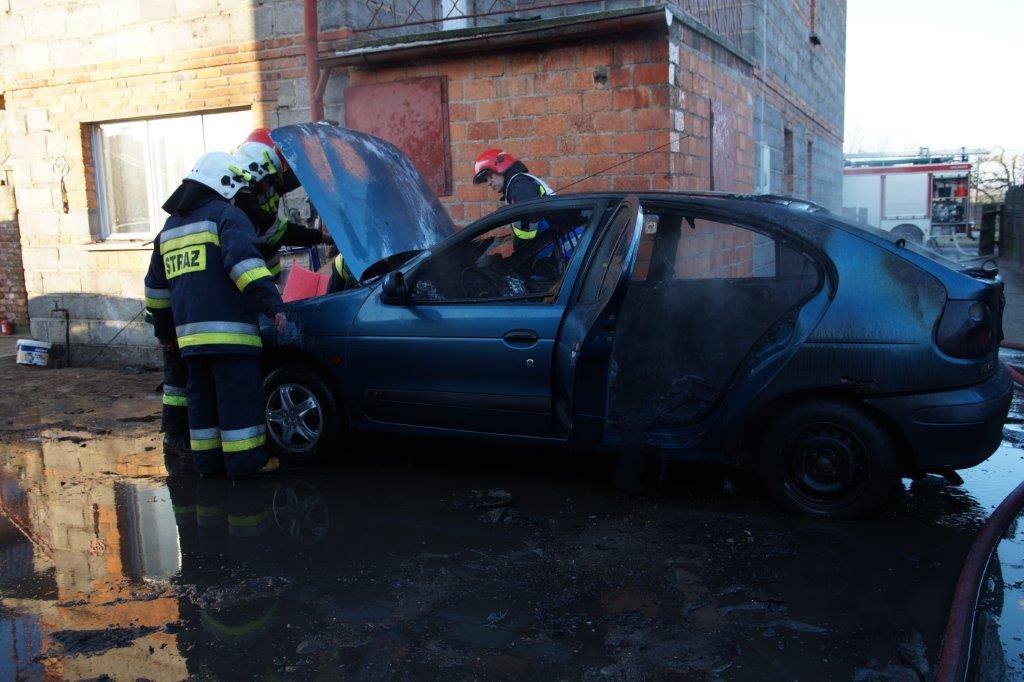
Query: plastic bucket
xmin=16 ymin=339 xmax=52 ymax=367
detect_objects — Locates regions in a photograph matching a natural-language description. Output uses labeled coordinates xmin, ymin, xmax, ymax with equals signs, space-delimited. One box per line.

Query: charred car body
xmin=259 ymin=123 xmax=1012 ymax=519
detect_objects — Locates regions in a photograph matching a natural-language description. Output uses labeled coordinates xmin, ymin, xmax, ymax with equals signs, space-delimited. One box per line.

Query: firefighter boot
xmin=163 ymin=433 xmax=192 ymax=458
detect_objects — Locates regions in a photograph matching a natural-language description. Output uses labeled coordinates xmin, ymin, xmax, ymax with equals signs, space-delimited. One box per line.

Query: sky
xmin=844 ymin=0 xmax=1023 ymax=156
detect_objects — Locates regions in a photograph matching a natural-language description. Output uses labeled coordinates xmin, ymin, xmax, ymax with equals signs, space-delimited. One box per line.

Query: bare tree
xmin=972 ymin=147 xmax=1024 ymax=204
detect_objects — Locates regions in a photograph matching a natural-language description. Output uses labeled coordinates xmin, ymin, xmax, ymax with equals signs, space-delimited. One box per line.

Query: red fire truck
xmin=842 ymin=153 xmax=972 ymax=243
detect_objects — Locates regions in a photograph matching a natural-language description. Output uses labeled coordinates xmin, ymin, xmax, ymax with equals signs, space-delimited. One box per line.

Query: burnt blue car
xmin=259 ymin=123 xmax=1012 ymax=519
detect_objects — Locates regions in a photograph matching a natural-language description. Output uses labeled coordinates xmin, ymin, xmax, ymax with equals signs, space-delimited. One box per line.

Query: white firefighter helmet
xmin=185 ymin=151 xmax=252 ymax=199
xmin=233 ymin=128 xmax=285 ymax=185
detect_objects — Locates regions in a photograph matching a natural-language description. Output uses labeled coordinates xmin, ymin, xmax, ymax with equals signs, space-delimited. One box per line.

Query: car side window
xmin=575 ymin=203 xmax=637 ymax=305
xmin=410 ymin=207 xmax=591 ymax=303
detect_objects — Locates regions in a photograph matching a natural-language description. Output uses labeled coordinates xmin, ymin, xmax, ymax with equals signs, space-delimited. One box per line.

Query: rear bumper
xmin=866 ymin=362 xmax=1013 ymax=471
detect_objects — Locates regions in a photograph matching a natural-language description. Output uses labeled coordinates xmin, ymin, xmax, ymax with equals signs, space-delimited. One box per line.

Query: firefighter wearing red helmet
xmin=473 ymin=147 xmax=557 ymax=249
xmin=233 ymin=128 xmax=327 ymax=280
xmin=473 ymin=148 xmax=555 ymax=206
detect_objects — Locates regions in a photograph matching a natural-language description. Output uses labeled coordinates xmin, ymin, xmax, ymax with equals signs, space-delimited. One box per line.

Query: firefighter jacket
xmin=235 ymin=178 xmax=323 ymax=279
xmin=500 ymin=160 xmax=556 ymax=205
xmin=256 ymin=219 xmax=324 ymax=279
xmin=144 ymin=197 xmax=284 ymax=357
xmin=327 ymin=253 xmax=358 ymax=294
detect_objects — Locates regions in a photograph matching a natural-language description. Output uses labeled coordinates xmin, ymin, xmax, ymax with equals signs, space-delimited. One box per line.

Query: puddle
xmin=0 ymin=392 xmax=1022 ymax=679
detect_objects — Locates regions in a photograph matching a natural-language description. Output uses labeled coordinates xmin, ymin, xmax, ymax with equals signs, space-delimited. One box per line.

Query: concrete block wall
xmin=0 ymin=218 xmax=28 ymax=327
xmin=752 ymin=0 xmax=846 ymax=208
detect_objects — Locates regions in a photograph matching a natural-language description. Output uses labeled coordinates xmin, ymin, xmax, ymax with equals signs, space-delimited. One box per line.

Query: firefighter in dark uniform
xmin=472 ymin=148 xmax=556 ymax=207
xmin=472 ymin=147 xmax=560 ymax=248
xmin=232 ymin=128 xmax=327 ymax=279
xmin=145 ymin=151 xmax=287 ymax=479
xmin=157 ymin=130 xmax=325 ymax=458
xmin=472 ymin=148 xmax=584 ymax=278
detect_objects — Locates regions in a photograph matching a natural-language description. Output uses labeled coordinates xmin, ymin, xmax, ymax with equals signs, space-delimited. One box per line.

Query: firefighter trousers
xmin=184 ymin=354 xmax=270 ymax=478
xmin=162 ymin=347 xmax=189 ymax=438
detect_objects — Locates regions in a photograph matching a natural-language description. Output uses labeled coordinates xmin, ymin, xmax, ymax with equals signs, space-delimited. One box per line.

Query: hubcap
xmin=266 ymin=382 xmax=323 ymax=454
xmin=789 ymin=426 xmax=865 ymax=500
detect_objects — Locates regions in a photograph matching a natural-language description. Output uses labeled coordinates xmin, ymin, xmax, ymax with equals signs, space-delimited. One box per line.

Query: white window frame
xmin=92 ymin=109 xmax=253 ymax=240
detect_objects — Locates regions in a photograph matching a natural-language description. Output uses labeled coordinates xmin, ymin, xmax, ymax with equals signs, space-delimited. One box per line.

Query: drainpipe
xmin=305 ymin=0 xmax=323 ymax=122
xmin=50 ymin=301 xmax=70 ymax=367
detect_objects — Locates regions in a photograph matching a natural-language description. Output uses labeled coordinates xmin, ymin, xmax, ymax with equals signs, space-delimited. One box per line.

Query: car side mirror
xmin=382 ymin=271 xmax=407 ymax=302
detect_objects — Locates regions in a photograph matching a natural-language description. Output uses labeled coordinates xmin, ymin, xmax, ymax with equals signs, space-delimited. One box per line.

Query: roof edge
xmin=322 ymin=5 xmax=674 ymax=68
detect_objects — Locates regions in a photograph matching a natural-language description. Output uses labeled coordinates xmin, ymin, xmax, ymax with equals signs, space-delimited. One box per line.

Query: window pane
xmin=202 ymin=110 xmax=254 ymax=151
xmin=99 ymin=122 xmax=150 ymax=235
xmin=96 ymin=109 xmax=251 ymax=238
xmin=148 ymin=117 xmax=205 ymax=223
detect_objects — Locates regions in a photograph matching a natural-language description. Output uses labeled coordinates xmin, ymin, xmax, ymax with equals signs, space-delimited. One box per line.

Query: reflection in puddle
xmin=0 ymin=405 xmax=1022 ymax=678
xmin=0 ymin=434 xmax=184 ymax=680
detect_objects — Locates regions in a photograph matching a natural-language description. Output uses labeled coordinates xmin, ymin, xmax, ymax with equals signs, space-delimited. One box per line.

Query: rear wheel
xmin=264 ymin=365 xmax=340 ymax=463
xmin=758 ymin=401 xmax=899 ymax=519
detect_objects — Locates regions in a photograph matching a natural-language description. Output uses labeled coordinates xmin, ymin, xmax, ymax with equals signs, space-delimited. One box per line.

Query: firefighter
xmin=472 ymin=148 xmax=583 ymax=270
xmin=232 ymin=128 xmax=327 ymax=280
xmin=472 ymin=148 xmax=556 ymax=208
xmin=144 ymin=151 xmax=287 ymax=479
xmin=156 ymin=130 xmax=328 ymax=457
xmin=156 ymin=323 xmax=191 ymax=458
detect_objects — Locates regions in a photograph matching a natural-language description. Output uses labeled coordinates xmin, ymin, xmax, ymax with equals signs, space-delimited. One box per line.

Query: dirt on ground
xmin=0 ymin=353 xmax=1009 ymax=680
xmin=0 ymin=360 xmax=163 ymax=441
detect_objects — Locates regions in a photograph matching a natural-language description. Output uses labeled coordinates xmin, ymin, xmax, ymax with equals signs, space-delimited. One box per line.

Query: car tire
xmin=264 ymin=365 xmax=340 ymax=464
xmin=758 ymin=401 xmax=899 ymax=519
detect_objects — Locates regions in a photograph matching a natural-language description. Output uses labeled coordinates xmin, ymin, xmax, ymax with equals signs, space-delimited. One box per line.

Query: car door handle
xmin=503 ymin=330 xmax=539 ymax=344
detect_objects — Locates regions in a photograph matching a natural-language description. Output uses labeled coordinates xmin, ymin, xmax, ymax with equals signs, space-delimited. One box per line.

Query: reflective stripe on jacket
xmin=144 ymin=198 xmax=283 ymax=357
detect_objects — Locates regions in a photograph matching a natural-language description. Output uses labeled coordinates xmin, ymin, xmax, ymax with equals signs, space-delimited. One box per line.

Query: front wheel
xmin=758 ymin=401 xmax=900 ymax=519
xmin=264 ymin=365 xmax=340 ymax=463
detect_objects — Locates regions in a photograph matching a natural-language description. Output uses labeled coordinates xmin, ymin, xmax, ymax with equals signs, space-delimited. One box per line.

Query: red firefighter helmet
xmin=473 ymin=148 xmax=517 ymax=184
xmin=233 ymin=128 xmax=287 ymax=184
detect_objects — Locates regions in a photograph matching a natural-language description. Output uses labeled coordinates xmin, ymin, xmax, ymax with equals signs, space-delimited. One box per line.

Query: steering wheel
xmin=524 ymin=229 xmax=567 ymax=282
xmin=461 ymin=266 xmax=503 ymax=298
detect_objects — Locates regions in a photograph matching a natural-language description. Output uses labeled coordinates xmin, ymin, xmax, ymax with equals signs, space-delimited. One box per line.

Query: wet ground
xmin=0 ymin=349 xmax=1023 ymax=681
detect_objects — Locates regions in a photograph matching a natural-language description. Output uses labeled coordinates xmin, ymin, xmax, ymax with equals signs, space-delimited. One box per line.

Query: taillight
xmin=936 ymin=300 xmax=996 ymax=358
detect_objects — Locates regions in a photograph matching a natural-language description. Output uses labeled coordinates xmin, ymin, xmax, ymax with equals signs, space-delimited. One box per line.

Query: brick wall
xmin=341 ymin=20 xmax=756 ymax=224
xmin=0 ymin=1 xmax=844 ymax=365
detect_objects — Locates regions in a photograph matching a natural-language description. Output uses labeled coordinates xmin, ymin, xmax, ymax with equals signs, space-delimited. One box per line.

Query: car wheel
xmin=758 ymin=401 xmax=899 ymax=519
xmin=264 ymin=365 xmax=339 ymax=463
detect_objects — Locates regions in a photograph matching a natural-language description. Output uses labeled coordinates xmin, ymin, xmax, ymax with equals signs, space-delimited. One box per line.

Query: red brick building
xmin=0 ymin=1 xmax=845 ymax=366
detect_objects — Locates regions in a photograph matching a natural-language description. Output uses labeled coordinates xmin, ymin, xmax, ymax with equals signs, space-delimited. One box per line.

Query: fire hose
xmin=1001 ymin=340 xmax=1024 ymax=386
xmin=936 ymin=478 xmax=1024 ymax=681
xmin=935 ymin=340 xmax=1024 ymax=679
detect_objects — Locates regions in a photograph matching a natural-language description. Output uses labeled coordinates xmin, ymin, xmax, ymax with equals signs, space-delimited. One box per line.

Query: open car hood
xmin=270 ymin=123 xmax=456 ymax=280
